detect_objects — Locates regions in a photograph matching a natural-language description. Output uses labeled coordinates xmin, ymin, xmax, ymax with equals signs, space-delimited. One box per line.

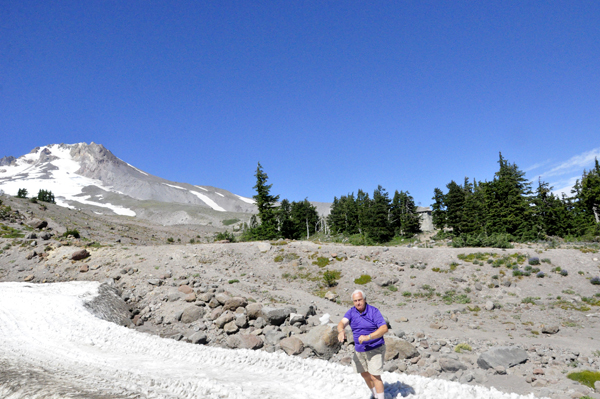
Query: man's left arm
xmin=358 ymin=324 xmax=388 ymax=344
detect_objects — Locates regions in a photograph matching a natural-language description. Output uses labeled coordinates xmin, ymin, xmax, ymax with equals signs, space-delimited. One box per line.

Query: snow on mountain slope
xmin=0 ymin=143 xmax=256 ymax=218
xmin=0 ymin=281 xmax=547 ymax=399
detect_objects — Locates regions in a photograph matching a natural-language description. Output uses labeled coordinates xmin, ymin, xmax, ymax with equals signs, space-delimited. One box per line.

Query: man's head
xmin=351 ymin=289 xmax=367 ymax=312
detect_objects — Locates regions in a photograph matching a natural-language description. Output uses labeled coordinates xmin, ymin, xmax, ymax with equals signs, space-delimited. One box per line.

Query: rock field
xmin=1 ymin=195 xmax=600 ymax=399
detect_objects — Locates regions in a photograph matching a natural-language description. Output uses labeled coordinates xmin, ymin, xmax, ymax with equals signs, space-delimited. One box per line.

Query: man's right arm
xmin=337 ymin=317 xmax=349 ymax=342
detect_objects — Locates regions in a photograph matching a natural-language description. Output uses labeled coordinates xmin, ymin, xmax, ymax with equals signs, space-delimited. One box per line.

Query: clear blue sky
xmin=1 ymin=1 xmax=599 ymax=206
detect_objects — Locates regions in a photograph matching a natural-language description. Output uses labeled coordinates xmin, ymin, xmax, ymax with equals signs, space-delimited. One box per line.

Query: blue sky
xmin=1 ymin=1 xmax=599 ymax=206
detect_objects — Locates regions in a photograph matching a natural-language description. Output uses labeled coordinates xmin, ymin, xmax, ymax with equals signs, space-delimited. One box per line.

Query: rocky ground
xmin=1 ymin=195 xmax=600 ymax=399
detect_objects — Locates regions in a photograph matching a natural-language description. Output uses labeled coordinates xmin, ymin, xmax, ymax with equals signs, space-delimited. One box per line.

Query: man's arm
xmin=337 ymin=317 xmax=349 ymax=342
xmin=358 ymin=324 xmax=388 ymax=344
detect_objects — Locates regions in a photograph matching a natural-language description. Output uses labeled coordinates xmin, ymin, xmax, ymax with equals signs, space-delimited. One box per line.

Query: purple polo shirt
xmin=344 ymin=303 xmax=386 ymax=352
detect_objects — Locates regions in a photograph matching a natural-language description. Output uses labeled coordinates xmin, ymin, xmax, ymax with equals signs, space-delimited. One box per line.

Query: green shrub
xmin=454 ymin=343 xmax=472 ymax=353
xmin=528 ymin=257 xmax=540 ymax=265
xmin=354 ymin=274 xmax=372 ymax=285
xmin=215 ymin=231 xmax=235 ymax=242
xmin=228 ymin=279 xmax=239 ymax=284
xmin=567 ymin=370 xmax=600 ymax=389
xmin=402 ymin=291 xmax=412 ymax=297
xmin=521 ymin=297 xmax=539 ymax=304
xmin=591 ymin=277 xmax=600 ymax=286
xmin=63 ymin=229 xmax=80 ymax=239
xmin=313 ymin=257 xmax=330 ymax=267
xmin=323 ymin=269 xmax=342 ymax=287
xmin=167 ymin=237 xmax=174 ymax=243
xmin=387 ymin=285 xmax=398 ymax=292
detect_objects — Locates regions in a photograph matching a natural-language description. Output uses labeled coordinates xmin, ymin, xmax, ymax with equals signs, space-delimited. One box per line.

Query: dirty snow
xmin=163 ymin=183 xmax=187 ymax=190
xmin=0 ymin=281 xmax=547 ymax=399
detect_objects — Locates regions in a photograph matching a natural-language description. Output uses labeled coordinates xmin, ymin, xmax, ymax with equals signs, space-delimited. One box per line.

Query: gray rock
xmin=40 ymin=232 xmax=52 ymax=240
xmin=474 ymin=283 xmax=483 ymax=291
xmin=300 ymin=324 xmax=341 ymax=360
xmin=383 ymin=362 xmax=398 ymax=372
xmin=26 ymin=232 xmax=37 ymax=239
xmin=71 ymin=249 xmax=90 ymax=261
xmin=254 ymin=316 xmax=267 ymax=329
xmin=261 ymin=306 xmax=296 ymax=326
xmin=215 ymin=293 xmax=231 ymax=305
xmin=223 ymin=297 xmax=248 ymax=311
xmin=478 ymin=346 xmax=528 ymax=369
xmin=227 ymin=333 xmax=264 ymax=350
xmin=541 ymin=325 xmax=560 ymax=334
xmin=256 ymin=242 xmax=271 ymax=252
xmin=280 ymin=336 xmax=304 ymax=355
xmin=223 ymin=320 xmax=239 ymax=334
xmin=485 ymin=301 xmax=495 ymax=311
xmin=246 ymin=303 xmax=263 ymax=319
xmin=197 ymin=292 xmax=214 ymax=303
xmin=147 ymin=279 xmax=161 ymax=286
xmin=214 ymin=311 xmax=235 ymax=328
xmin=181 ymin=306 xmax=206 ymax=324
xmin=384 ymin=336 xmax=419 ymax=361
xmin=297 ymin=305 xmax=317 ymax=318
xmin=439 ymin=357 xmax=468 ymax=373
xmin=235 ymin=314 xmax=248 ymax=328
xmin=289 ymin=313 xmax=305 ymax=325
xmin=27 ymin=219 xmax=47 ymax=229
xmin=264 ymin=330 xmax=285 ymax=345
xmin=189 ymin=332 xmax=207 ymax=344
xmin=324 ymin=291 xmax=338 ymax=302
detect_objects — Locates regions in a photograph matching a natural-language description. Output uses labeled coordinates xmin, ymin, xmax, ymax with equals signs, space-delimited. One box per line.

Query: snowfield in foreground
xmin=0 ymin=282 xmax=547 ymax=399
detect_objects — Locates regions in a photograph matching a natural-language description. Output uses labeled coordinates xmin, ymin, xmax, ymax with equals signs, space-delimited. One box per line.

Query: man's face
xmin=352 ymin=293 xmax=366 ymax=312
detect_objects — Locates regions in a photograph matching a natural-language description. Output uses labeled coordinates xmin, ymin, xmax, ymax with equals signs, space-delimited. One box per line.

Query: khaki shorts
xmin=352 ymin=344 xmax=385 ymax=375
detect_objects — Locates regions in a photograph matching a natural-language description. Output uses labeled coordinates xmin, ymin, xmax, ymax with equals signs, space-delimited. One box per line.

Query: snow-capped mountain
xmin=0 ymin=143 xmax=256 ymax=223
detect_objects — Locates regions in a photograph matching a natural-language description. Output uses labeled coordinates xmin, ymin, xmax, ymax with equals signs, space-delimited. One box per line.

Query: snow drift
xmin=0 ymin=281 xmax=547 ymax=399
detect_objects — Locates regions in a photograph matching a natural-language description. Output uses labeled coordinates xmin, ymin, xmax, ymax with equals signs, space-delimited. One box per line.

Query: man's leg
xmin=360 ymin=372 xmax=374 ymax=389
xmin=371 ymin=374 xmax=384 ymax=393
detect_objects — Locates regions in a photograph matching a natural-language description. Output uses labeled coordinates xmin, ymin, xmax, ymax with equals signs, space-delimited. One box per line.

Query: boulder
xmin=289 ymin=313 xmax=305 ymax=325
xmin=264 ymin=330 xmax=285 ymax=346
xmin=261 ymin=306 xmax=296 ymax=326
xmin=197 ymin=292 xmax=214 ymax=303
xmin=178 ymin=285 xmax=193 ymax=294
xmin=24 ymin=274 xmax=35 ymax=282
xmin=256 ymin=242 xmax=271 ymax=252
xmin=79 ymin=264 xmax=89 ymax=273
xmin=181 ymin=306 xmax=206 ymax=323
xmin=235 ymin=314 xmax=248 ymax=328
xmin=71 ymin=249 xmax=90 ymax=261
xmin=189 ymin=332 xmax=208 ymax=345
xmin=254 ymin=316 xmax=267 ymax=329
xmin=223 ymin=320 xmax=239 ymax=334
xmin=227 ymin=334 xmax=263 ymax=350
xmin=439 ymin=357 xmax=468 ymax=373
xmin=296 ymin=305 xmax=317 ymax=318
xmin=215 ymin=293 xmax=232 ymax=305
xmin=301 ymin=324 xmax=341 ymax=360
xmin=246 ymin=303 xmax=263 ymax=319
xmin=280 ymin=336 xmax=304 ymax=355
xmin=40 ymin=232 xmax=52 ymax=240
xmin=224 ymin=297 xmax=248 ymax=311
xmin=324 ymin=291 xmax=338 ymax=302
xmin=485 ymin=301 xmax=495 ymax=311
xmin=477 ymin=346 xmax=528 ymax=370
xmin=26 ymin=232 xmax=37 ymax=239
xmin=541 ymin=325 xmax=560 ymax=334
xmin=27 ymin=219 xmax=47 ymax=229
xmin=215 ymin=311 xmax=235 ymax=328
xmin=383 ymin=336 xmax=419 ymax=361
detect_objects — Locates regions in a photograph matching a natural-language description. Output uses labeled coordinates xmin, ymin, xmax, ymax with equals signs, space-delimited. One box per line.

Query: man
xmin=338 ymin=289 xmax=388 ymax=399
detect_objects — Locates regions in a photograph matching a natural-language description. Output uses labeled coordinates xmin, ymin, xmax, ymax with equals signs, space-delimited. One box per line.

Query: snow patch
xmin=215 ymin=192 xmax=224 ymax=197
xmin=236 ymin=195 xmax=256 ymax=204
xmin=194 ymin=185 xmax=208 ymax=191
xmin=163 ymin=183 xmax=187 ymax=190
xmin=0 ymin=282 xmax=548 ymax=399
xmin=190 ymin=191 xmax=226 ymax=212
xmin=127 ymin=162 xmax=149 ymax=176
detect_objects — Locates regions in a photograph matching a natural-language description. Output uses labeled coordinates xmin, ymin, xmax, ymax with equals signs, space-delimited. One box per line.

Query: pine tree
xmin=431 ymin=188 xmax=447 ymax=230
xmin=17 ymin=188 xmax=28 ymax=198
xmin=251 ymin=162 xmax=280 ymax=240
xmin=277 ymin=199 xmax=294 ymax=239
xmin=444 ymin=180 xmax=465 ymax=235
xmin=391 ymin=190 xmax=421 ymax=237
xmin=290 ymin=199 xmax=319 ymax=239
xmin=367 ymin=185 xmax=393 ymax=243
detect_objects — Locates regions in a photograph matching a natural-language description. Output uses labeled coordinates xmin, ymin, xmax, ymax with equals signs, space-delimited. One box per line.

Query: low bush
xmin=454 ymin=343 xmax=472 ymax=353
xmin=215 ymin=231 xmax=235 ymax=242
xmin=528 ymin=257 xmax=540 ymax=265
xmin=559 ymin=269 xmax=568 ymax=276
xmin=63 ymin=229 xmax=80 ymax=239
xmin=323 ymin=269 xmax=342 ymax=287
xmin=312 ymin=257 xmax=330 ymax=267
xmin=354 ymin=274 xmax=372 ymax=285
xmin=567 ymin=370 xmax=600 ymax=389
xmin=591 ymin=277 xmax=600 ymax=286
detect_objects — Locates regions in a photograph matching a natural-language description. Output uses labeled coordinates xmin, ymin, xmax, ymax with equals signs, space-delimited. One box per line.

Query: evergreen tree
xmin=290 ymin=199 xmax=319 ymax=239
xmin=37 ymin=189 xmax=55 ymax=204
xmin=17 ymin=188 xmax=28 ymax=198
xmin=366 ymin=185 xmax=393 ymax=243
xmin=461 ymin=178 xmax=485 ymax=235
xmin=355 ymin=189 xmax=371 ymax=237
xmin=444 ymin=180 xmax=465 ymax=235
xmin=580 ymin=158 xmax=600 ymax=225
xmin=277 ymin=199 xmax=294 ymax=239
xmin=250 ymin=162 xmax=280 ymax=240
xmin=391 ymin=190 xmax=421 ymax=237
xmin=431 ymin=188 xmax=447 ymax=229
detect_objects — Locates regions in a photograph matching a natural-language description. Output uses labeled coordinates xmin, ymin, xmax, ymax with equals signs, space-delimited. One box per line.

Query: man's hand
xmin=337 ymin=330 xmax=346 ymax=343
xmin=358 ymin=334 xmax=369 ymax=344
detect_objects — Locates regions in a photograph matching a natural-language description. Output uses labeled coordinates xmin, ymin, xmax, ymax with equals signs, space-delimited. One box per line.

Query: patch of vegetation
xmin=215 ymin=231 xmax=235 ymax=242
xmin=582 ymin=297 xmax=600 ymax=306
xmin=454 ymin=343 xmax=472 ymax=353
xmin=442 ymin=290 xmax=470 ymax=305
xmin=312 ymin=257 xmax=330 ymax=267
xmin=222 ymin=218 xmax=240 ymax=226
xmin=270 ymin=240 xmax=288 ymax=246
xmin=387 ymin=285 xmax=398 ymax=292
xmin=354 ymin=274 xmax=372 ymax=285
xmin=541 ymin=258 xmax=551 ymax=264
xmin=402 ymin=291 xmax=412 ymax=297
xmin=63 ymin=229 xmax=81 ymax=239
xmin=591 ymin=277 xmax=600 ymax=286
xmin=228 ymin=279 xmax=239 ymax=284
xmin=554 ymin=300 xmax=591 ymax=312
xmin=528 ymin=257 xmax=540 ymax=265
xmin=467 ymin=305 xmax=481 ymax=312
xmin=567 ymin=370 xmax=600 ymax=389
xmin=323 ymin=269 xmax=342 ymax=287
xmin=167 ymin=237 xmax=174 ymax=243
xmin=0 ymin=224 xmax=24 ymax=238
xmin=521 ymin=297 xmax=539 ymax=304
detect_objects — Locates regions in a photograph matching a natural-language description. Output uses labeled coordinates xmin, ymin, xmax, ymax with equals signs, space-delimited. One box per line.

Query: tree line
xmin=243 ymin=163 xmax=421 ymax=243
xmin=431 ymin=153 xmax=600 ymax=246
